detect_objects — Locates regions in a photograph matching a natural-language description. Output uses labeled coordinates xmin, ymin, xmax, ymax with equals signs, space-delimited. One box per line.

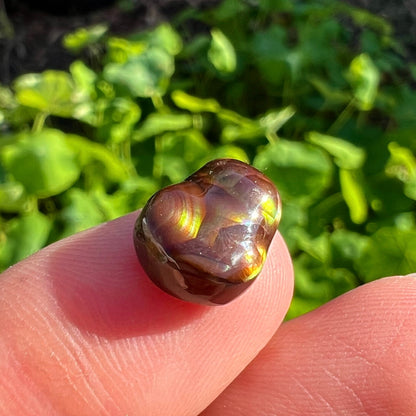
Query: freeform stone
xmin=133 ymin=158 xmax=281 ymax=305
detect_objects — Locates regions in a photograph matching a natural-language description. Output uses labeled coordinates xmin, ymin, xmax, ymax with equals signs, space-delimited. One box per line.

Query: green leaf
xmin=307 ymin=131 xmax=366 ymax=169
xmin=343 ymin=4 xmax=392 ymax=35
xmin=208 ymin=145 xmax=249 ymax=163
xmin=347 ymin=53 xmax=380 ymax=111
xmin=254 ymin=140 xmax=333 ymax=206
xmin=357 ymin=227 xmax=416 ymax=282
xmin=277 ymin=201 xmax=308 ymax=252
xmin=104 ymin=47 xmax=174 ymax=97
xmin=290 ymin=251 xmax=356 ymax=317
xmin=208 ymin=0 xmax=249 ymax=21
xmin=286 ymin=296 xmax=323 ymax=320
xmin=208 ymin=29 xmax=237 ymax=74
xmin=63 ymin=24 xmax=108 ymax=53
xmin=219 ymin=110 xmax=264 ymax=143
xmin=259 ymin=0 xmax=292 ymax=13
xmin=143 ymin=23 xmax=183 ymax=56
xmin=2 ymin=129 xmax=80 ymax=197
xmin=96 ymin=97 xmax=141 ymax=143
xmin=106 ymin=37 xmax=147 ymax=63
xmin=13 ymin=71 xmax=77 ymax=117
xmin=219 ymin=107 xmax=294 ymax=143
xmin=251 ymin=26 xmax=290 ymax=85
xmin=69 ymin=60 xmax=97 ymax=97
xmin=154 ymin=130 xmax=211 ymax=183
xmin=309 ymin=76 xmax=351 ymax=107
xmin=0 ymin=181 xmax=28 ymax=213
xmin=259 ymin=107 xmax=296 ymax=135
xmin=330 ymin=229 xmax=368 ymax=269
xmin=133 ymin=113 xmax=193 ymax=142
xmin=59 ymin=188 xmax=105 ymax=237
xmin=171 ymin=90 xmax=220 ymax=113
xmin=339 ymin=168 xmax=368 ymax=224
xmin=386 ymin=141 xmax=416 ymax=200
xmin=0 ymin=211 xmax=51 ymax=270
xmin=65 ymin=133 xmax=129 ymax=182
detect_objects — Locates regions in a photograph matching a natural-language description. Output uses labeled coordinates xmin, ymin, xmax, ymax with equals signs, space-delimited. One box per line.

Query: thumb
xmin=0 ymin=212 xmax=293 ymax=415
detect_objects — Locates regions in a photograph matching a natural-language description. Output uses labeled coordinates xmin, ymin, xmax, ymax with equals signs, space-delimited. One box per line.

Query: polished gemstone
xmin=133 ymin=158 xmax=281 ymax=305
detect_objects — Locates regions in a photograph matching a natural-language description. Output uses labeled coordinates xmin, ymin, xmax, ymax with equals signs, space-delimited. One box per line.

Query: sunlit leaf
xmin=104 ymin=47 xmax=174 ymax=97
xmin=96 ymin=97 xmax=141 ymax=143
xmin=357 ymin=227 xmax=416 ymax=281
xmin=70 ymin=60 xmax=97 ymax=97
xmin=347 ymin=53 xmax=380 ymax=111
xmin=307 ymin=131 xmax=366 ymax=169
xmin=0 ymin=181 xmax=28 ymax=212
xmin=259 ymin=107 xmax=295 ymax=134
xmin=171 ymin=90 xmax=220 ymax=113
xmin=63 ymin=24 xmax=108 ymax=53
xmin=0 ymin=212 xmax=51 ymax=268
xmin=339 ymin=168 xmax=367 ymax=224
xmin=208 ymin=29 xmax=237 ymax=74
xmin=13 ymin=71 xmax=77 ymax=117
xmin=2 ymin=129 xmax=80 ymax=197
xmin=133 ymin=113 xmax=193 ymax=142
xmin=208 ymin=145 xmax=249 ymax=163
xmin=154 ymin=130 xmax=212 ymax=183
xmin=309 ymin=77 xmax=351 ymax=107
xmin=106 ymin=37 xmax=147 ymax=63
xmin=254 ymin=140 xmax=333 ymax=206
xmin=143 ymin=23 xmax=183 ymax=56
xmin=59 ymin=188 xmax=105 ymax=237
xmin=65 ymin=133 xmax=129 ymax=182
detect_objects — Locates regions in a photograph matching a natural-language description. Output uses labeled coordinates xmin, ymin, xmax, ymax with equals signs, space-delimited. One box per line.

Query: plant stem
xmin=32 ymin=112 xmax=48 ymax=133
xmin=328 ymin=99 xmax=355 ymax=135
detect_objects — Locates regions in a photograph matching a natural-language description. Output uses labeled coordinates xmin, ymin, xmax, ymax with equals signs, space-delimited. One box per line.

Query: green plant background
xmin=1 ymin=0 xmax=415 ymax=318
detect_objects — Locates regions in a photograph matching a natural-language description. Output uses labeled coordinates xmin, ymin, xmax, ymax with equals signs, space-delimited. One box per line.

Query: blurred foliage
xmin=1 ymin=0 xmax=415 ymax=318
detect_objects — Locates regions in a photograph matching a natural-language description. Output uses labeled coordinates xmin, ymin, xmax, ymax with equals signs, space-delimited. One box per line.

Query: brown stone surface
xmin=134 ymin=159 xmax=281 ymax=305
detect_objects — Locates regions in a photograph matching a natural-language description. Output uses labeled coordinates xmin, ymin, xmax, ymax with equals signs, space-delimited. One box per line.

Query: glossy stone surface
xmin=133 ymin=159 xmax=281 ymax=305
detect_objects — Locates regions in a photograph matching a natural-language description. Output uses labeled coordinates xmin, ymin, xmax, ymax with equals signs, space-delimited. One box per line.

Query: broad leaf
xmin=347 ymin=53 xmax=380 ymax=111
xmin=307 ymin=131 xmax=366 ymax=169
xmin=357 ymin=227 xmax=416 ymax=281
xmin=208 ymin=29 xmax=237 ymax=74
xmin=0 ymin=212 xmax=51 ymax=269
xmin=133 ymin=113 xmax=193 ymax=142
xmin=2 ymin=129 xmax=80 ymax=197
xmin=13 ymin=71 xmax=77 ymax=117
xmin=104 ymin=47 xmax=174 ymax=97
xmin=254 ymin=140 xmax=333 ymax=206
xmin=153 ymin=130 xmax=212 ymax=182
xmin=63 ymin=24 xmax=108 ymax=53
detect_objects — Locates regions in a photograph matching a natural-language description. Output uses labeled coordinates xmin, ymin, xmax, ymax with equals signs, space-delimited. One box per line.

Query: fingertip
xmin=0 ymin=212 xmax=294 ymax=415
xmin=202 ymin=275 xmax=416 ymax=415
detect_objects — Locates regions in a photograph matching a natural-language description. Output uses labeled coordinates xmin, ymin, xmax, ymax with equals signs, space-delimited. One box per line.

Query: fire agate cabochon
xmin=134 ymin=159 xmax=281 ymax=305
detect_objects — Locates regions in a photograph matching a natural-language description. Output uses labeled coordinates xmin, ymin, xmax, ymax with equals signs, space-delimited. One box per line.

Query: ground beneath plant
xmin=0 ymin=0 xmax=219 ymax=84
xmin=1 ymin=0 xmax=415 ymax=85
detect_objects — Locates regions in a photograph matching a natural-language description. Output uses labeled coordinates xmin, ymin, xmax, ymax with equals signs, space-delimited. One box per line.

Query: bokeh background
xmin=1 ymin=0 xmax=415 ymax=318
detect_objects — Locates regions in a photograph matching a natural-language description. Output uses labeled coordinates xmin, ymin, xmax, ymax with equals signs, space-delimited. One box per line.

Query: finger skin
xmin=201 ymin=276 xmax=416 ymax=415
xmin=0 ymin=212 xmax=293 ymax=416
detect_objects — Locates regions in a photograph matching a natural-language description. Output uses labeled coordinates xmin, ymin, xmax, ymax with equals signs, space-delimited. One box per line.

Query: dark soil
xmin=0 ymin=0 xmax=219 ymax=84
xmin=344 ymin=0 xmax=416 ymax=58
xmin=0 ymin=0 xmax=415 ymax=85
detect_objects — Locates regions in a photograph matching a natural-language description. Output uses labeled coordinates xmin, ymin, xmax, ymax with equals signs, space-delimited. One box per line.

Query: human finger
xmin=201 ymin=275 xmax=416 ymax=415
xmin=0 ymin=212 xmax=293 ymax=416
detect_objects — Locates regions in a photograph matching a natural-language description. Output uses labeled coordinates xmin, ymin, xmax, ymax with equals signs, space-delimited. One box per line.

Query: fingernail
xmin=404 ymin=273 xmax=416 ymax=278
